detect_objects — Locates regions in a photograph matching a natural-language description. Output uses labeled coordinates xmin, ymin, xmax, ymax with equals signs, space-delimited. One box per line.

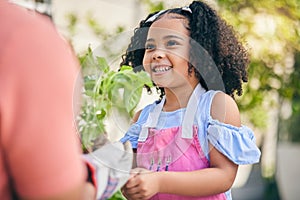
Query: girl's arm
xmin=124 ymin=92 xmax=239 ymax=199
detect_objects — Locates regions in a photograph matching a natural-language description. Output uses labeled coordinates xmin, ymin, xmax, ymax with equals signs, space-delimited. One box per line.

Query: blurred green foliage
xmin=282 ymin=52 xmax=300 ymax=142
xmin=218 ymin=0 xmax=300 ymax=141
xmin=140 ymin=0 xmax=165 ymax=12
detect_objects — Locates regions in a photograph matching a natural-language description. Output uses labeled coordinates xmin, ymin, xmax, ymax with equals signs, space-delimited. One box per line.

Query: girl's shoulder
xmin=198 ymin=90 xmax=240 ymax=126
xmin=210 ymin=91 xmax=241 ymax=127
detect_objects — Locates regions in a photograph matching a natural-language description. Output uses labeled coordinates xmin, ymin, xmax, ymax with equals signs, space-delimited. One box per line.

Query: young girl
xmin=120 ymin=1 xmax=261 ymax=199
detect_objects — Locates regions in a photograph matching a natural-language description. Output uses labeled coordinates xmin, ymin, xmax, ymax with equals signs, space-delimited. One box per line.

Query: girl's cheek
xmin=144 ymin=65 xmax=151 ymax=75
xmin=142 ymin=58 xmax=151 ymax=73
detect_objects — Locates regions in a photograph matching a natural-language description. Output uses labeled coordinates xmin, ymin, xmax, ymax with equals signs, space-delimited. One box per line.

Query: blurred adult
xmin=0 ymin=1 xmax=91 ymax=199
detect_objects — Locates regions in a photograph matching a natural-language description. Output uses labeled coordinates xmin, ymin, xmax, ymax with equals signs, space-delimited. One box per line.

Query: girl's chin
xmin=152 ymin=78 xmax=172 ymax=88
xmin=153 ymin=82 xmax=169 ymax=88
xmin=152 ymin=81 xmax=163 ymax=87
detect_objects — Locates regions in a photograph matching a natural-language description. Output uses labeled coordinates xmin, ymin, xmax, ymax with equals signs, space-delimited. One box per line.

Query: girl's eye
xmin=145 ymin=43 xmax=155 ymax=50
xmin=166 ymin=40 xmax=179 ymax=47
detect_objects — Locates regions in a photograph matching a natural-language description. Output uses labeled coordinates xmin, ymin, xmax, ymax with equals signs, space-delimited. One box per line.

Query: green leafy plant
xmin=77 ymin=47 xmax=152 ymax=199
xmin=78 ymin=46 xmax=153 ymax=151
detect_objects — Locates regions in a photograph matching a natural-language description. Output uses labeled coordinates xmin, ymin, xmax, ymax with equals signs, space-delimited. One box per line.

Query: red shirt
xmin=0 ymin=1 xmax=86 ymax=199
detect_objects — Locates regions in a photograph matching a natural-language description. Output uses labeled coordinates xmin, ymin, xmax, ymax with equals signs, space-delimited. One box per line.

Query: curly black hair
xmin=120 ymin=1 xmax=249 ymax=99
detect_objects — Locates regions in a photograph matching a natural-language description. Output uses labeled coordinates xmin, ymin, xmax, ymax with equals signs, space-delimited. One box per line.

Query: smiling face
xmin=142 ymin=14 xmax=199 ymax=90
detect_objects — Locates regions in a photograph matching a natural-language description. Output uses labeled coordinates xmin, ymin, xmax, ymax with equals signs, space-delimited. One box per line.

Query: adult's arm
xmin=0 ymin=3 xmax=88 ymax=199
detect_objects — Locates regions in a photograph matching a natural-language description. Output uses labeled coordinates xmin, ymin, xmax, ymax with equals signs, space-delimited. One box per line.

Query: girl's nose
xmin=152 ymin=49 xmax=165 ymax=60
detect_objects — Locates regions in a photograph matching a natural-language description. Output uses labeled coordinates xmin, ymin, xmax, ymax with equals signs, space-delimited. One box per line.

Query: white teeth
xmin=153 ymin=66 xmax=171 ymax=72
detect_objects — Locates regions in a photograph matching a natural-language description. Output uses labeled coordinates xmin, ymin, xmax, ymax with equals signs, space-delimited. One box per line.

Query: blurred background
xmin=10 ymin=0 xmax=300 ymax=199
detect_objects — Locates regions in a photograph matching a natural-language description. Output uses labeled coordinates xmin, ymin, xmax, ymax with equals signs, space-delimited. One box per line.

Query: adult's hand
xmin=84 ymin=141 xmax=133 ymax=199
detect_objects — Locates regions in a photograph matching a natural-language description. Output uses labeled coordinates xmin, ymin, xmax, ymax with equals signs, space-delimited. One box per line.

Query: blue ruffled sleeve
xmin=120 ymin=103 xmax=156 ymax=148
xmin=207 ymin=119 xmax=261 ymax=165
xmin=120 ymin=123 xmax=141 ymax=149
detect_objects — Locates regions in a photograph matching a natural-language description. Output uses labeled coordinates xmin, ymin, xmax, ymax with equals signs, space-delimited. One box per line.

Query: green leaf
xmin=96 ymin=109 xmax=106 ymax=120
xmin=97 ymin=57 xmax=110 ymax=73
xmin=108 ymin=190 xmax=126 ymax=200
xmin=119 ymin=65 xmax=133 ymax=71
xmin=124 ymin=86 xmax=143 ymax=114
xmin=85 ymin=90 xmax=96 ymax=97
xmin=84 ymin=77 xmax=96 ymax=91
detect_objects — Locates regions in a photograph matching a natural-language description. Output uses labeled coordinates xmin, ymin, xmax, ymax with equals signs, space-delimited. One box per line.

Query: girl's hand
xmin=122 ymin=168 xmax=161 ymax=200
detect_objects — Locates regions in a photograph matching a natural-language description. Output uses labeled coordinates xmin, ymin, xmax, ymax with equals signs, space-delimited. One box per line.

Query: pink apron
xmin=137 ymin=84 xmax=226 ymax=200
